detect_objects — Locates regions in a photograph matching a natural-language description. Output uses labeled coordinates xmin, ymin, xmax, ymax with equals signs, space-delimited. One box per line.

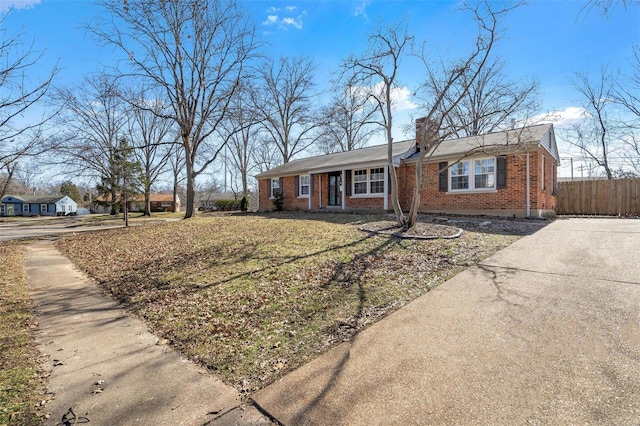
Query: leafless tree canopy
xmin=341 ymin=20 xmax=414 ymax=222
xmin=0 ymin=11 xmax=58 ymax=198
xmin=125 ymin=87 xmax=176 ymax=215
xmin=94 ymin=0 xmax=258 ymax=218
xmin=441 ymin=56 xmax=540 ymax=137
xmin=255 ymin=55 xmax=319 ymax=164
xmin=53 ymin=75 xmax=127 ymax=210
xmin=316 ymin=81 xmax=380 ymax=154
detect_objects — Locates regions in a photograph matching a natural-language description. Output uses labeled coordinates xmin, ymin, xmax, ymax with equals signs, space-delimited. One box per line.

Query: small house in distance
xmin=1 ymin=195 xmax=78 ymax=217
xmin=256 ymin=121 xmax=559 ymax=218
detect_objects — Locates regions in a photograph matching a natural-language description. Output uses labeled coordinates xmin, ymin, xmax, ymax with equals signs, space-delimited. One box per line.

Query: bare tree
xmin=0 ymin=11 xmax=58 ymax=199
xmin=255 ymin=55 xmax=319 ymax=163
xmin=405 ymin=2 xmax=525 ymax=228
xmin=167 ymin=143 xmax=186 ymax=213
xmin=613 ymin=46 xmax=640 ymax=174
xmin=94 ymin=0 xmax=258 ymax=218
xmin=54 ymin=74 xmax=127 ymax=214
xmin=340 ymin=20 xmax=413 ymax=222
xmin=581 ymin=0 xmax=639 ymax=16
xmin=219 ymin=80 xmax=262 ymax=195
xmin=568 ymin=68 xmax=617 ymax=179
xmin=316 ymin=81 xmax=380 ymax=154
xmin=126 ymin=88 xmax=176 ymax=216
xmin=443 ymin=55 xmax=540 ymax=137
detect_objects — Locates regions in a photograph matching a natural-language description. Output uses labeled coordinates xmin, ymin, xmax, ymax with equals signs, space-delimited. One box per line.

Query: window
xmin=370 ymin=168 xmax=385 ymax=194
xmin=299 ymin=175 xmax=310 ymax=197
xmin=161 ymin=201 xmax=171 ymax=207
xmin=450 ymin=162 xmax=470 ymax=190
xmin=449 ymin=157 xmax=496 ymax=192
xmin=23 ymin=204 xmax=30 ymax=213
xmin=352 ymin=168 xmax=385 ymax=196
xmin=0 ymin=204 xmax=4 ymax=214
xmin=354 ymin=169 xmax=368 ymax=194
xmin=474 ymin=158 xmax=495 ymax=189
xmin=41 ymin=204 xmax=47 ymax=213
xmin=271 ymin=178 xmax=280 ymax=198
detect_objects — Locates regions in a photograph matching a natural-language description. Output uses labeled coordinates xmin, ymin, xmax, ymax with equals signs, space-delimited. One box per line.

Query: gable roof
xmin=255 ymin=139 xmax=415 ymax=179
xmin=255 ymin=123 xmax=559 ymax=180
xmin=416 ymin=123 xmax=559 ymax=162
xmin=1 ymin=194 xmax=73 ymax=204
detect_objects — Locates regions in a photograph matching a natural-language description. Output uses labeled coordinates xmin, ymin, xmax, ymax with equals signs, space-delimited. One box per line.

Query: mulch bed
xmin=359 ymin=221 xmax=463 ymax=239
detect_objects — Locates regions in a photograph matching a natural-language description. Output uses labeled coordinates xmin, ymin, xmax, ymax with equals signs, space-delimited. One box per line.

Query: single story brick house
xmin=256 ymin=122 xmax=559 ymax=218
xmin=1 ymin=194 xmax=78 ymax=217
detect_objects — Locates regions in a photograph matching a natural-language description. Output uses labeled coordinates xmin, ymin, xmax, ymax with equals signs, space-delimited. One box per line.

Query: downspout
xmin=308 ymin=174 xmax=312 ymax=210
xmin=526 ymin=152 xmax=531 ymax=218
xmin=341 ymin=170 xmax=346 ymax=210
xmin=319 ymin=175 xmax=322 ymax=208
xmin=383 ymin=165 xmax=389 ymax=211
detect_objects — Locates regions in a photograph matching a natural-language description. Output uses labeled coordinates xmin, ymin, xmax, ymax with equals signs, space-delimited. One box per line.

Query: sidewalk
xmin=253 ymin=218 xmax=640 ymax=425
xmin=26 ymin=240 xmax=267 ymax=425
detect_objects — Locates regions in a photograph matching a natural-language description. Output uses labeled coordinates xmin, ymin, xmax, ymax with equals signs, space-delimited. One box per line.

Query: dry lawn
xmin=0 ymin=242 xmax=44 ymax=426
xmin=56 ymin=212 xmax=530 ymax=395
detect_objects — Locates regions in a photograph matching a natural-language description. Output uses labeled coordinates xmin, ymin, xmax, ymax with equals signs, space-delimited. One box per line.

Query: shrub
xmin=214 ymin=199 xmax=240 ymax=211
xmin=240 ymin=194 xmax=249 ymax=212
xmin=273 ymin=192 xmax=284 ymax=211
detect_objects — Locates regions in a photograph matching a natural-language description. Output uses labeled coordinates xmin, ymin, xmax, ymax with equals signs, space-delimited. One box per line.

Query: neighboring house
xmin=128 ymin=194 xmax=180 ymax=213
xmin=197 ymin=192 xmax=236 ymax=210
xmin=1 ymin=195 xmax=78 ymax=217
xmin=93 ymin=194 xmax=180 ymax=213
xmin=256 ymin=121 xmax=559 ymax=218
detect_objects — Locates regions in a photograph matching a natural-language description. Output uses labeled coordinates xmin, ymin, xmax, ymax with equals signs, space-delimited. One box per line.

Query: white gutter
xmin=526 ymin=152 xmax=531 ymax=218
xmin=341 ymin=169 xmax=346 ymax=210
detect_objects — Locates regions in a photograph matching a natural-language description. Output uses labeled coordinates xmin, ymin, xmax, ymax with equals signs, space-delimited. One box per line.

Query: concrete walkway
xmin=253 ymin=218 xmax=640 ymax=425
xmin=25 ymin=241 xmax=265 ymax=425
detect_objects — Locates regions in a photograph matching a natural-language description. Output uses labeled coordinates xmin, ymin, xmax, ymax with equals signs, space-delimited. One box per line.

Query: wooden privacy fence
xmin=556 ymin=178 xmax=640 ymax=215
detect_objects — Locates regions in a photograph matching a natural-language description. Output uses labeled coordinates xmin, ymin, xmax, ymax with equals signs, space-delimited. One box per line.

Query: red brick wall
xmin=399 ymin=149 xmax=557 ymax=216
xmin=258 ymin=148 xmax=557 ymax=216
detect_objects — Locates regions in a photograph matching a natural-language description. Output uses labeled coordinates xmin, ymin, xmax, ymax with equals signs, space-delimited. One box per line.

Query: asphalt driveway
xmin=253 ymin=218 xmax=640 ymax=425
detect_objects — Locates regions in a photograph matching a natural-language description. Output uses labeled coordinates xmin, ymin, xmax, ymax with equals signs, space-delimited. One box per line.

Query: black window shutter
xmin=309 ymin=174 xmax=314 ymax=196
xmin=278 ymin=177 xmax=284 ymax=195
xmin=266 ymin=179 xmax=271 ymax=197
xmin=294 ymin=175 xmax=299 ymax=196
xmin=497 ymin=156 xmax=507 ymax=188
xmin=438 ymin=162 xmax=448 ymax=192
xmin=345 ymin=170 xmax=352 ymax=196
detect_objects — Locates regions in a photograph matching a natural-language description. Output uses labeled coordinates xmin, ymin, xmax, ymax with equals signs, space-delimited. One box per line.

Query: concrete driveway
xmin=253 ymin=218 xmax=640 ymax=425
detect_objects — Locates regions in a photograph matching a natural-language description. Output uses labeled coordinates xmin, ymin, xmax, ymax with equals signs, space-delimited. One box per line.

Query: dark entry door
xmin=328 ymin=173 xmax=341 ymax=206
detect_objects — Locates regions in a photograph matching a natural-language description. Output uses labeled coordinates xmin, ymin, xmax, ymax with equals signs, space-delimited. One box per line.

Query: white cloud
xmin=262 ymin=7 xmax=306 ymax=31
xmin=532 ymin=107 xmax=590 ymax=129
xmin=0 ymin=0 xmax=40 ymax=12
xmin=282 ymin=17 xmax=303 ymax=29
xmin=368 ymin=82 xmax=418 ymax=111
xmin=354 ymin=0 xmax=371 ymax=20
xmin=263 ymin=15 xmax=278 ymax=25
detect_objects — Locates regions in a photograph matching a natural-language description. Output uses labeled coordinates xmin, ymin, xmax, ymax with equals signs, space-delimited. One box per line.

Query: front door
xmin=7 ymin=204 xmax=14 ymax=216
xmin=328 ymin=173 xmax=341 ymax=206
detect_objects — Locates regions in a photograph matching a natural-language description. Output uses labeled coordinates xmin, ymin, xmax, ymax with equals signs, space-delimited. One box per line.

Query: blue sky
xmin=3 ymin=0 xmax=639 ymax=178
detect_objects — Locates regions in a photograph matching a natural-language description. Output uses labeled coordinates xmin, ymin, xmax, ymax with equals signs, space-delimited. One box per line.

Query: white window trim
xmin=41 ymin=204 xmax=47 ymax=213
xmin=22 ymin=204 xmax=30 ymax=213
xmin=351 ymin=168 xmax=386 ymax=198
xmin=298 ymin=175 xmax=310 ymax=198
xmin=448 ymin=157 xmax=497 ymax=193
xmin=270 ymin=178 xmax=280 ymax=199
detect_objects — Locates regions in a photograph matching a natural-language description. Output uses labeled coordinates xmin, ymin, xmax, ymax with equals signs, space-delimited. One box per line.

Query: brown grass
xmin=55 ymin=212 xmax=525 ymax=395
xmin=0 ymin=242 xmax=44 ymax=425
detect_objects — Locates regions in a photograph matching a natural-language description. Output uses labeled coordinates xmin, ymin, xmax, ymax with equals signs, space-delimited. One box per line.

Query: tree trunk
xmin=184 ymin=143 xmax=195 ymax=219
xmin=406 ymin=151 xmax=428 ymax=228
xmin=172 ymin=180 xmax=179 ymax=213
xmin=144 ymin=183 xmax=151 ymax=216
xmin=110 ymin=189 xmax=117 ymax=215
xmin=0 ymin=164 xmax=16 ymax=201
